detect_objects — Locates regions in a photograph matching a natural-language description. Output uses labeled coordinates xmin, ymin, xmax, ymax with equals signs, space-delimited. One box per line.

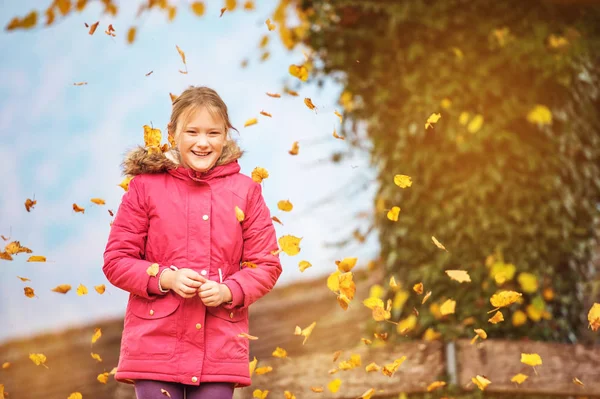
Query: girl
xmin=103 ymin=86 xmax=282 ymax=399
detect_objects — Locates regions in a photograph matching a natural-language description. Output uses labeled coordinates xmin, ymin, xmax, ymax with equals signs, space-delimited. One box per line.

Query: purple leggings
xmin=134 ymin=380 xmax=234 ymax=399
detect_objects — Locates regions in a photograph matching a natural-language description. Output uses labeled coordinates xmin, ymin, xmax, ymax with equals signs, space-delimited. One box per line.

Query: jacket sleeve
xmin=102 ymin=175 xmax=169 ymax=300
xmin=221 ymin=182 xmax=282 ymax=309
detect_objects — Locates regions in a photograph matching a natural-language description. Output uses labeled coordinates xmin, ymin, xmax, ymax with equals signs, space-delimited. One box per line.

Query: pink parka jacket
xmin=102 ymin=141 xmax=282 ymax=387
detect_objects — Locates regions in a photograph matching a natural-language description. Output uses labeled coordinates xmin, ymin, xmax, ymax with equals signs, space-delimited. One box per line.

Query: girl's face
xmin=176 ymin=107 xmax=227 ymax=173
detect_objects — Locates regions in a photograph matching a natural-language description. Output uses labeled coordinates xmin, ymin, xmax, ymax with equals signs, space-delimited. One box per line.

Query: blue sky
xmin=0 ymin=1 xmax=379 ymax=343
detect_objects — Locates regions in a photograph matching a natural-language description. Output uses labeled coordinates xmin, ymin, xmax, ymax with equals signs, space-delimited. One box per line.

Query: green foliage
xmin=299 ymin=0 xmax=600 ymax=343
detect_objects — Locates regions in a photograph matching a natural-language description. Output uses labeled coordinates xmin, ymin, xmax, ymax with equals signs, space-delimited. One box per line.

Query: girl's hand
xmin=161 ymin=268 xmax=206 ymax=299
xmin=198 ymin=280 xmax=232 ymax=307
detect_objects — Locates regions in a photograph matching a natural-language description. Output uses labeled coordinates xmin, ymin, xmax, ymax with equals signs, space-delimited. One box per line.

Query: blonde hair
xmin=169 ymin=86 xmax=240 ymax=166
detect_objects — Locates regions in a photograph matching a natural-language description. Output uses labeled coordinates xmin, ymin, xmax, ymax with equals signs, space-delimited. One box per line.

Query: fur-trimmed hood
xmin=121 ymin=140 xmax=243 ymax=176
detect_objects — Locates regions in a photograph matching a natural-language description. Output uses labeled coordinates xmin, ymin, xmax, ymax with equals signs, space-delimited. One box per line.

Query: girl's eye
xmin=210 ymin=131 xmax=221 ymax=135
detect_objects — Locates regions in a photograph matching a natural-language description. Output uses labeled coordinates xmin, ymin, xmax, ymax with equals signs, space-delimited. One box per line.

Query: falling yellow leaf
xmin=490 ymin=290 xmax=522 ymax=310
xmin=249 ymin=356 xmax=257 ymax=376
xmin=73 ymin=203 xmax=85 ymax=213
xmin=363 ymin=297 xmax=384 ymax=310
xmin=387 ymin=206 xmax=400 ymax=221
xmin=266 ymin=92 xmax=281 ymax=98
xmin=512 ymin=310 xmax=527 ymax=327
xmin=517 ymin=272 xmax=538 ymax=293
xmin=253 ymin=389 xmax=269 ymax=399
xmin=254 ymin=366 xmax=273 ymax=375
xmin=146 ymin=263 xmax=159 ymax=277
xmin=588 ymin=303 xmax=600 ymax=331
xmin=2 ymin=362 xmax=10 ymax=369
xmin=283 ymin=391 xmax=296 ymax=399
xmin=161 ymin=388 xmax=172 ymax=398
xmin=244 ymin=118 xmax=258 ymax=127
xmin=88 ymin=21 xmax=99 ymax=35
xmin=573 ymin=377 xmax=584 ymax=386
xmin=334 ymin=110 xmax=343 ymax=123
xmin=24 ymin=287 xmax=36 ymax=298
xmin=288 ymin=141 xmax=299 ymax=155
xmin=90 ymin=198 xmax=105 ymax=206
xmin=251 ymin=167 xmax=269 ymax=183
xmin=126 ymin=26 xmax=136 ymax=44
xmin=175 ymin=45 xmax=188 ymax=74
xmin=440 ymin=299 xmax=456 ymax=315
xmin=278 ymin=235 xmax=302 ymax=256
xmin=260 ymin=110 xmax=272 ymax=118
xmin=470 ymin=328 xmax=488 ymax=344
xmin=190 ymin=1 xmax=205 ymax=16
xmin=422 ymin=291 xmax=432 ymax=304
xmin=488 ymin=310 xmax=504 ymax=324
xmin=333 ymin=127 xmax=345 ymax=140
xmin=413 ymin=282 xmax=423 ymax=294
xmin=382 ymin=356 xmax=407 ymax=377
xmin=425 ymin=113 xmax=441 ymax=129
xmin=328 ymin=378 xmax=342 ymax=393
xmin=304 ymin=97 xmax=316 ymax=110
xmin=17 ymin=276 xmax=30 ymax=281
xmin=427 ymin=381 xmax=446 ymax=392
xmin=265 ymin=18 xmax=276 ymax=31
xmin=336 ymin=257 xmax=357 ymax=272
xmin=238 ymin=332 xmax=258 ymax=340
xmin=393 ymin=174 xmax=412 ymax=188
xmin=94 ymin=284 xmax=106 ymax=294
xmin=68 ymin=393 xmax=83 ymax=399
xmin=445 ymin=270 xmax=471 ymax=283
xmin=526 ymin=105 xmax=552 ymax=126
xmin=289 ymin=64 xmax=308 ymax=82
xmin=91 ymin=327 xmax=102 ymax=344
xmin=511 ymin=373 xmax=528 ymax=384
xmin=51 ymin=284 xmax=72 ymax=294
xmin=361 ymin=338 xmax=372 ymax=345
xmin=272 ymin=347 xmax=287 ymax=358
xmin=467 ymin=114 xmax=483 ymax=133
xmin=311 ymin=387 xmax=324 ymax=393
xmin=25 ymin=198 xmax=37 ymax=212
xmin=294 ymin=321 xmax=316 ymax=345
xmin=73 ymin=82 xmax=88 ymax=86
xmin=520 ymin=353 xmax=542 ymax=367
xmin=431 ymin=236 xmax=448 ymax=251
xmin=358 ymin=388 xmax=376 ymax=399
xmin=472 ymin=375 xmax=491 ymax=390
xmin=119 ymin=176 xmax=133 ymax=191
xmin=298 ymin=260 xmax=312 ymax=272
xmin=235 ymin=206 xmax=245 ymax=222
xmin=91 ymin=352 xmax=102 ymax=362
xmin=97 ymin=372 xmax=109 ymax=383
xmin=29 ymin=353 xmax=49 ymax=368
xmin=365 ymin=362 xmax=380 ymax=372
xmin=27 ymin=255 xmax=46 ymax=262
xmin=332 ymin=350 xmax=342 ymax=362
xmin=277 ymin=200 xmax=293 ymax=212
xmin=271 ymin=216 xmax=283 ymax=225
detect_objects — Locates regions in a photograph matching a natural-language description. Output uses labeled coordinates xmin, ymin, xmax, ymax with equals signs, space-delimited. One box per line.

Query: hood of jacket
xmin=121 ymin=140 xmax=244 ymax=180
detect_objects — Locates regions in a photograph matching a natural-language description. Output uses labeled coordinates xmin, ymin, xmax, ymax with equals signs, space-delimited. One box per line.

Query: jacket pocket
xmin=124 ymin=293 xmax=181 ymax=360
xmin=204 ymin=305 xmax=249 ymax=362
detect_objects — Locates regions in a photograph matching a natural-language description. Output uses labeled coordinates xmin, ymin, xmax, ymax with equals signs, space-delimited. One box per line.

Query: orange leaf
xmin=176 ymin=45 xmax=187 ymax=74
xmin=88 ymin=21 xmax=99 ymax=34
xmin=271 ymin=216 xmax=283 ymax=225
xmin=77 ymin=284 xmax=88 ymax=296
xmin=304 ymin=98 xmax=316 ymax=110
xmin=333 ymin=127 xmax=345 ymax=140
xmin=260 ymin=110 xmax=272 ymax=118
xmin=127 ymin=27 xmax=136 ymax=44
xmin=413 ymin=282 xmax=424 ymax=294
xmin=27 ymin=255 xmax=46 ymax=262
xmin=94 ymin=284 xmax=106 ymax=294
xmin=146 ymin=263 xmax=159 ymax=276
xmin=73 ymin=203 xmax=85 ymax=213
xmin=220 ymin=7 xmax=227 ymax=17
xmin=191 ymin=2 xmax=205 ymax=16
xmin=90 ymin=198 xmax=105 ymax=205
xmin=265 ymin=18 xmax=276 ymax=31
xmin=244 ymin=118 xmax=258 ymax=127
xmin=73 ymin=82 xmax=87 ymax=86
xmin=104 ymin=24 xmax=116 ymax=37
xmin=288 ymin=141 xmax=299 ymax=155
xmin=91 ymin=327 xmax=102 ymax=344
xmin=25 ymin=198 xmax=37 ymax=212
xmin=266 ymin=92 xmax=281 ymax=98
xmin=24 ymin=287 xmax=36 ymax=298
xmin=238 ymin=332 xmax=258 ymax=340
xmin=52 ymin=284 xmax=72 ymax=294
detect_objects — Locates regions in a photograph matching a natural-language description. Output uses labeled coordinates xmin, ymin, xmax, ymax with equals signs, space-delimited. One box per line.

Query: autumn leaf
xmin=277 ymin=200 xmax=293 ymax=212
xmin=73 ymin=203 xmax=85 ymax=213
xmin=176 ymin=45 xmax=188 ymax=74
xmin=311 ymin=387 xmax=324 ymax=393
xmin=511 ymin=373 xmax=528 ymax=384
xmin=298 ymin=260 xmax=311 ymax=272
xmin=472 ymin=375 xmax=491 ymax=390
xmin=393 ymin=174 xmax=413 ymax=188
xmin=278 ymin=235 xmax=302 ymax=256
xmin=2 ymin=362 xmax=10 ymax=369
xmin=67 ymin=393 xmax=83 ymax=399
xmin=27 ymin=255 xmax=46 ymax=262
xmin=413 ymin=282 xmax=424 ymax=294
xmin=587 ymin=303 xmax=599 ymax=331
xmin=94 ymin=284 xmax=106 ymax=294
xmin=304 ymin=98 xmax=316 ymax=111
xmin=488 ymin=310 xmax=504 ymax=324
xmin=251 ymin=167 xmax=269 ymax=183
xmin=73 ymin=81 xmax=87 ymax=86
xmin=284 ymin=88 xmax=299 ymax=96
xmin=24 ymin=287 xmax=36 ymax=298
xmin=25 ymin=198 xmax=37 ymax=212
xmin=521 ymin=353 xmax=542 ymax=367
xmin=489 ymin=290 xmax=522 ymax=311
xmin=234 ymin=206 xmax=245 ymax=222
xmin=431 ymin=236 xmax=448 ymax=251
xmin=90 ymin=198 xmax=105 ymax=205
xmin=191 ymin=2 xmax=205 ymax=16
xmin=249 ymin=356 xmax=258 ymax=376
xmin=119 ymin=176 xmax=133 ymax=191
xmin=365 ymin=362 xmax=380 ymax=372
xmin=91 ymin=327 xmax=102 ymax=344
xmin=5 ymin=241 xmax=33 ymax=255
xmin=440 ymin=299 xmax=456 ymax=315
xmin=244 ymin=118 xmax=258 ymax=127
xmin=336 ymin=257 xmax=357 ymax=272
xmin=161 ymin=388 xmax=172 ymax=398
xmin=266 ymin=92 xmax=281 ymax=98
xmin=272 ymin=347 xmax=287 ymax=358
xmin=253 ymin=389 xmax=269 ymax=399
xmin=220 ymin=7 xmax=227 ymax=17
xmin=425 ymin=113 xmax=441 ymax=129
xmin=52 ymin=284 xmax=72 ymax=294
xmin=334 ymin=110 xmax=343 ymax=123
xmin=527 ymin=105 xmax=552 ymax=126
xmin=288 ymin=141 xmax=299 ymax=155
xmin=573 ymin=377 xmax=584 ymax=386
xmin=97 ymin=372 xmax=109 ymax=383
xmin=254 ymin=366 xmax=273 ymax=375
xmin=362 ymin=338 xmax=372 ymax=345
xmin=333 ymin=127 xmax=345 ymax=140
xmin=283 ymin=391 xmax=296 ymax=399
xmin=91 ymin=352 xmax=102 ymax=362
xmin=104 ymin=24 xmax=116 ymax=37
xmin=390 ymin=276 xmax=398 ymax=289
xmin=17 ymin=276 xmax=30 ymax=282
xmin=382 ymin=356 xmax=406 ymax=377
xmin=445 ymin=270 xmax=471 ymax=283
xmin=241 ymin=261 xmax=258 ymax=268
xmin=5 ymin=10 xmax=38 ymax=31
xmin=328 ymin=378 xmax=342 ymax=393
xmin=238 ymin=332 xmax=258 ymax=340
xmin=387 ymin=206 xmax=400 ymax=221
xmin=86 ymin=21 xmax=99 ymax=35
xmin=289 ymin=64 xmax=309 ymax=82
xmin=422 ymin=291 xmax=432 ymax=304
xmin=29 ymin=353 xmax=49 ymax=368
xmin=427 ymin=381 xmax=446 ymax=392
xmin=0 ymin=252 xmax=12 ymax=261
xmin=294 ymin=321 xmax=316 ymax=345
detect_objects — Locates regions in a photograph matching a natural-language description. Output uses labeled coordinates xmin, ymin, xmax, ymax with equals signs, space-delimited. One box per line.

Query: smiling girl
xmin=103 ymin=86 xmax=282 ymax=399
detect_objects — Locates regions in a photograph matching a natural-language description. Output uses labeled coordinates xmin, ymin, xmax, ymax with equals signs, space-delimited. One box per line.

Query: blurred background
xmin=1 ymin=0 xmax=599 ymax=398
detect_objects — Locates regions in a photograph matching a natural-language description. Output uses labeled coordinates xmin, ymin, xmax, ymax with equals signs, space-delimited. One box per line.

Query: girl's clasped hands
xmin=159 ymin=268 xmax=232 ymax=306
